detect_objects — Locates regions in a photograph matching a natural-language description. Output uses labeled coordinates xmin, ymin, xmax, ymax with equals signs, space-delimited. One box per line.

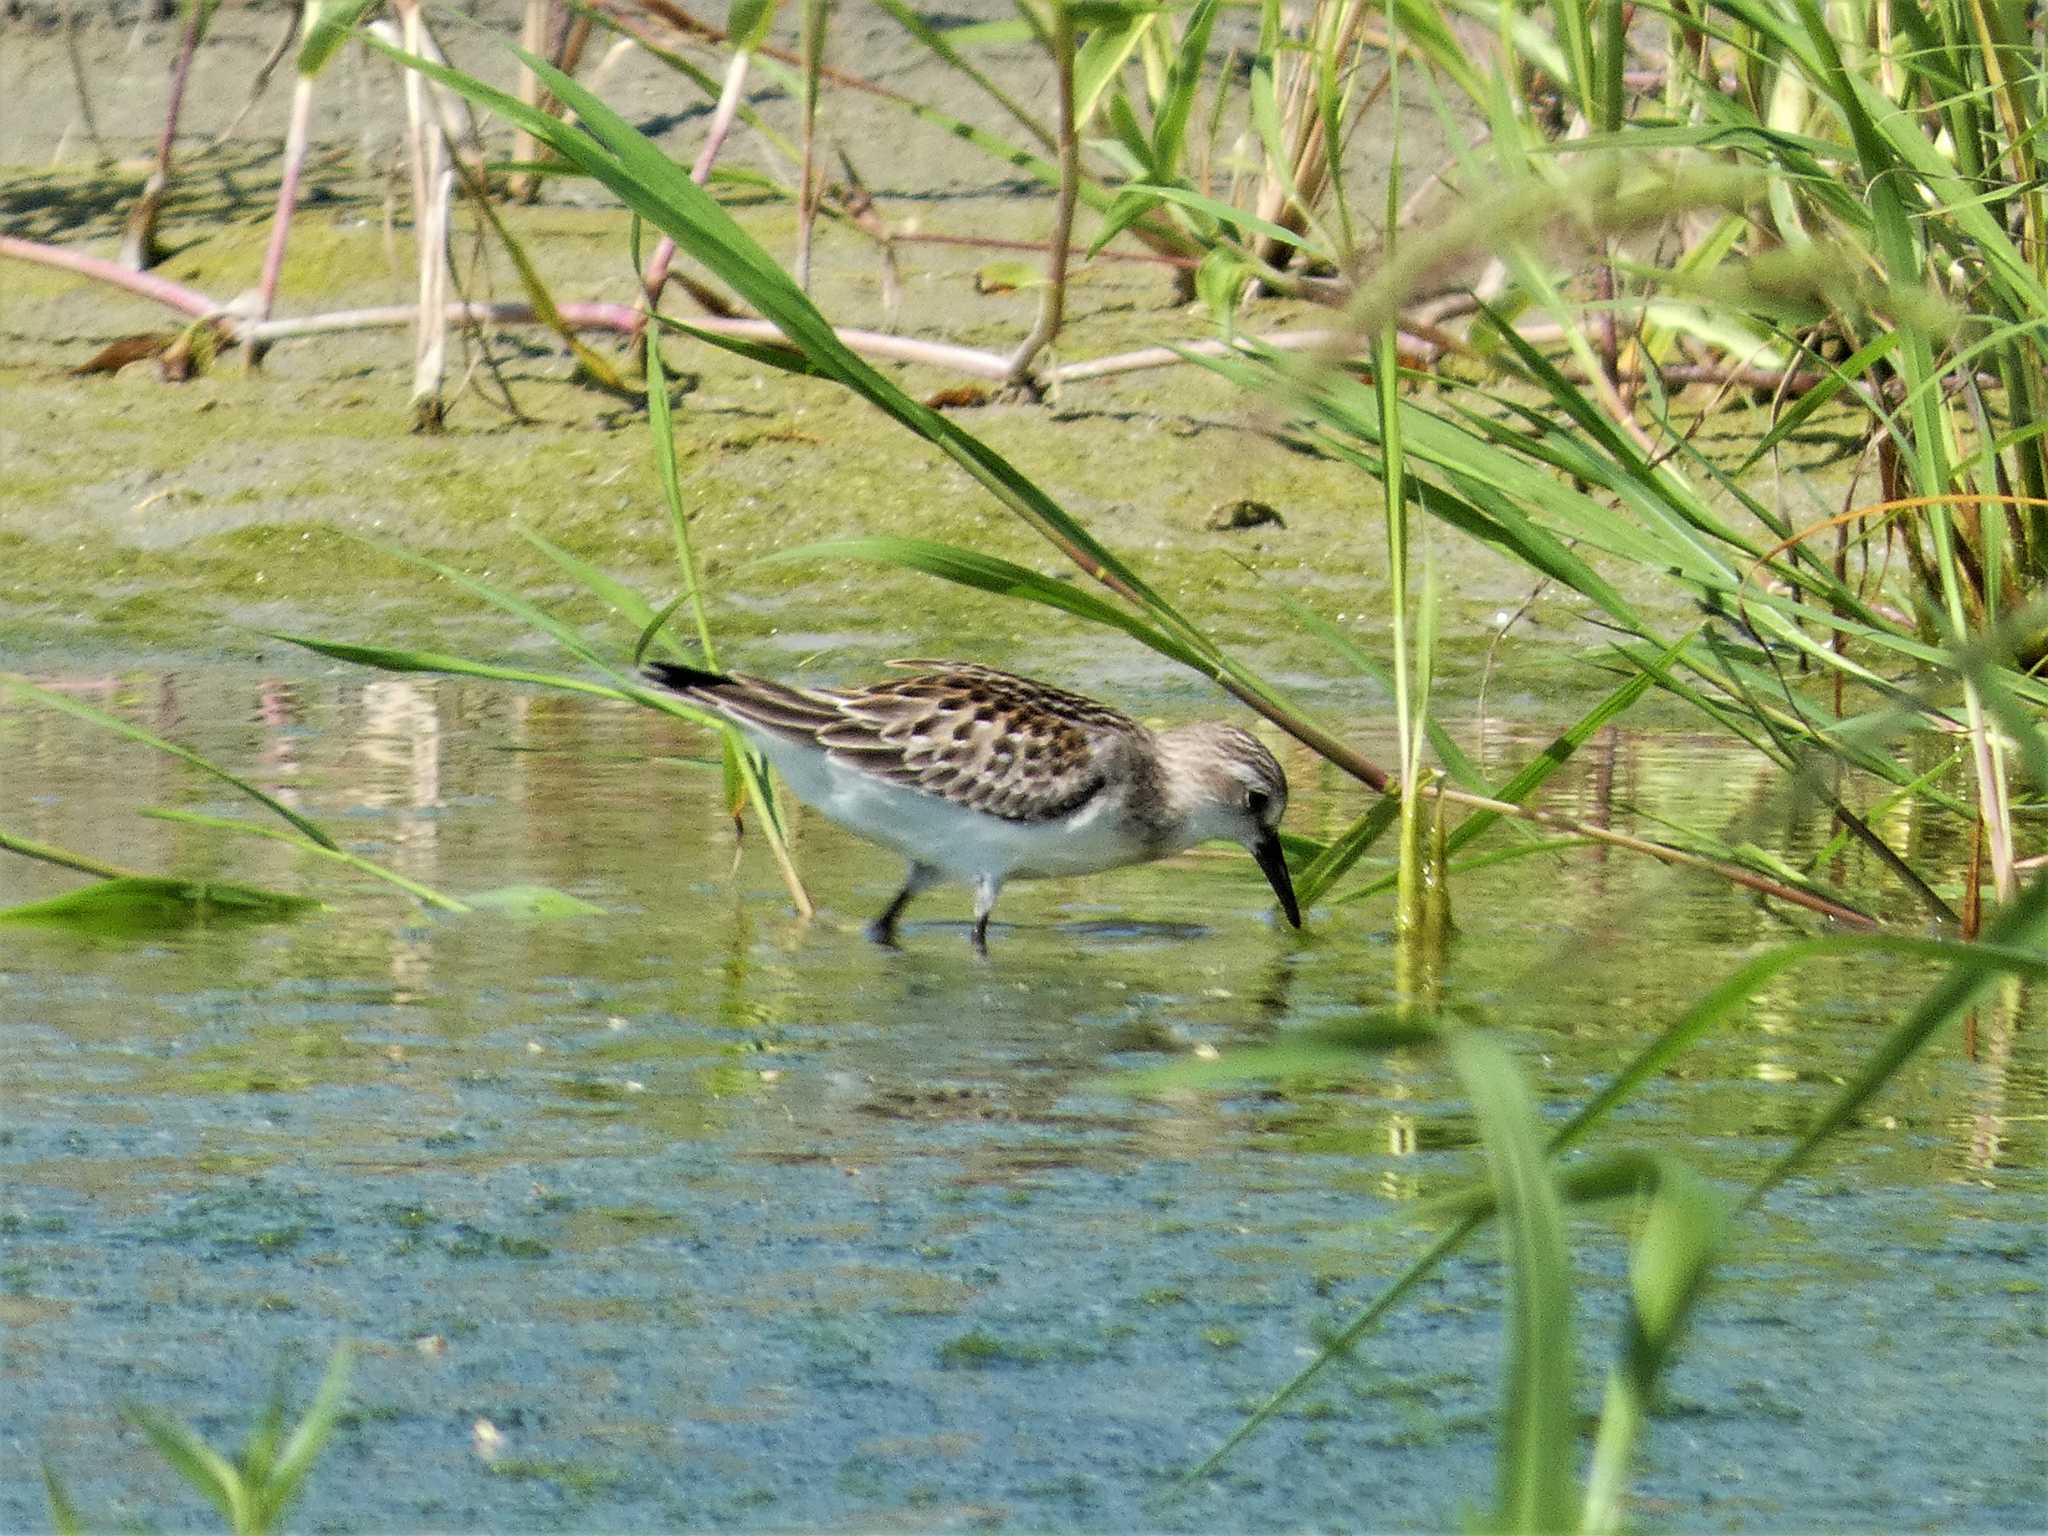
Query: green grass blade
xmin=1073 ymin=1 xmax=1156 ymax=129
xmin=1100 ymin=181 xmax=1315 ymax=253
xmin=41 ymin=1460 xmax=86 ymax=1536
xmin=358 ymin=539 xmax=610 ymax=670
xmin=296 ymin=0 xmax=378 ymax=75
xmin=461 ymin=167 xmax=634 ymax=395
xmin=261 ymin=1344 xmax=352 ymax=1529
xmin=1149 ymin=0 xmax=1217 ymax=174
xmin=646 ymin=338 xmax=719 ymax=666
xmin=1328 ymin=835 xmax=1597 ymax=906
xmin=1750 ymin=871 xmax=2048 ymax=1203
xmin=1291 ymin=797 xmax=1400 ymax=909
xmin=1442 ymin=641 xmax=1675 ymax=858
xmin=0 ymin=826 xmax=139 ymax=881
xmin=868 ymin=0 xmax=1055 ymax=148
xmin=517 ymin=527 xmax=687 ymax=660
xmin=1451 ymin=1033 xmax=1578 ymax=1532
xmin=758 ymin=536 xmax=1212 ymax=670
xmin=645 ymin=333 xmax=811 ymax=917
xmin=122 ymin=1405 xmax=252 ymax=1533
xmin=1582 ymin=1158 xmax=1726 ymax=1532
xmin=144 ymin=809 xmax=472 ymax=913
xmin=1194 ymin=930 xmax=2048 ymax=1476
xmin=2 ymin=676 xmax=339 ymax=851
xmin=266 ymin=633 xmax=633 ymax=701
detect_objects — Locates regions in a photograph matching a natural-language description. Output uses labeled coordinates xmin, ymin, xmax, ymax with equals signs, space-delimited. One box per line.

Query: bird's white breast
xmin=748 ymin=731 xmax=1155 ymax=883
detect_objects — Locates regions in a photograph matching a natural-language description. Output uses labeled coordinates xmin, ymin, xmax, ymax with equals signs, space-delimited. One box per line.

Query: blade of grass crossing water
xmin=0 ymin=826 xmax=139 ymax=881
xmin=1748 ymin=870 xmax=2048 ymax=1205
xmin=409 ymin=44 xmax=1191 ymax=628
xmin=760 ymin=537 xmax=1212 ymax=671
xmin=2 ymin=676 xmax=339 ymax=851
xmin=1581 ymin=1159 xmax=1726 ymax=1533
xmin=517 ymin=527 xmax=689 ymax=661
xmin=367 ymin=40 xmax=1389 ymax=798
xmin=143 ymin=809 xmax=472 ymax=912
xmin=646 ymin=335 xmax=812 ymax=917
xmin=1194 ymin=928 xmax=2048 ymax=1477
xmin=1451 ymin=1032 xmax=1578 ymax=1532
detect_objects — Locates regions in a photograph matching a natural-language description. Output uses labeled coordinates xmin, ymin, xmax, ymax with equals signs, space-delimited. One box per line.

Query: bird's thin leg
xmin=970 ymin=875 xmax=1002 ymax=956
xmin=869 ymin=862 xmax=938 ymax=947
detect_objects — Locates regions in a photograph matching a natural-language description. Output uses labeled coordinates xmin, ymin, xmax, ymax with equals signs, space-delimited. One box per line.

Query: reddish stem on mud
xmin=639 ymin=48 xmax=752 ymax=324
xmin=122 ymin=0 xmax=210 ymax=270
xmin=253 ymin=74 xmax=318 ymax=332
xmin=0 ymin=235 xmax=219 ymax=320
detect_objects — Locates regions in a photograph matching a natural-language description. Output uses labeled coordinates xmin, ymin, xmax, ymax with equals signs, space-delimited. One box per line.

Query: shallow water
xmin=2 ymin=663 xmax=2042 ymax=1532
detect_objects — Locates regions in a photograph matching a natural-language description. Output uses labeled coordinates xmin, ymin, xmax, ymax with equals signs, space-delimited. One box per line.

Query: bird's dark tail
xmin=642 ymin=661 xmax=730 ymax=694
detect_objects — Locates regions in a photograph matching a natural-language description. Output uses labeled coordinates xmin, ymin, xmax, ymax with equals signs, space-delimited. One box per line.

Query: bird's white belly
xmin=751 ymin=734 xmax=1150 ymax=883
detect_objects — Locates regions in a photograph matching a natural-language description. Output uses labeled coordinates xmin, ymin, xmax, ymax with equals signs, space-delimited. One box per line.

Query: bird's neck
xmin=1138 ymin=726 xmax=1223 ymax=852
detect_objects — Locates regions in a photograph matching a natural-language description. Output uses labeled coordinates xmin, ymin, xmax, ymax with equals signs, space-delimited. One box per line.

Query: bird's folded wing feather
xmin=820 ymin=670 xmax=1133 ymax=823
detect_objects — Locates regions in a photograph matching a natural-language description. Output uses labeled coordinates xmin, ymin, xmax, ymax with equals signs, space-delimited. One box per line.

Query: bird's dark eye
xmin=1245 ymin=789 xmax=1270 ymax=818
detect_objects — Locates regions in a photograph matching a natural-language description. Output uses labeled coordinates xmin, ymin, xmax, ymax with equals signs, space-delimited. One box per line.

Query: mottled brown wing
xmin=817 ymin=665 xmax=1139 ymax=823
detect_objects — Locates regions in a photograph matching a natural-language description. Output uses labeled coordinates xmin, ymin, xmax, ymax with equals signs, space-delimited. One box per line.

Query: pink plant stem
xmin=246 ymin=303 xmax=1011 ymax=377
xmin=152 ymin=4 xmax=204 ymax=175
xmin=640 ymin=48 xmax=752 ymax=319
xmin=1051 ymin=330 xmax=1348 ymax=383
xmin=121 ymin=0 xmax=209 ymax=268
xmin=0 ymin=235 xmax=222 ymax=320
xmin=684 ymin=318 xmax=1010 ymax=376
xmin=1003 ymin=0 xmax=1076 ymax=390
xmin=893 ymin=231 xmax=1190 ymax=266
xmin=253 ymin=72 xmax=318 ymax=331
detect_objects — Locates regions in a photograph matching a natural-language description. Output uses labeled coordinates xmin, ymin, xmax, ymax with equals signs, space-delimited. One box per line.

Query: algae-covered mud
xmin=3 ymin=670 xmax=2043 ymax=1530
xmin=0 ymin=0 xmax=1859 ymax=694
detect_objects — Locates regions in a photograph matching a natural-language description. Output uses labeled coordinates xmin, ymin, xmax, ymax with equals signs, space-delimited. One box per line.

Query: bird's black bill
xmin=1250 ymin=830 xmax=1302 ymax=928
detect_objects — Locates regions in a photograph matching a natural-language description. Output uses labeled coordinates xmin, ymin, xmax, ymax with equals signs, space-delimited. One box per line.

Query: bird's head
xmin=1157 ymin=723 xmax=1300 ymax=928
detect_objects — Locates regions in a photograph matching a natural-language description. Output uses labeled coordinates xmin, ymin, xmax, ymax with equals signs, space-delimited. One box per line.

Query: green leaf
xmin=518 ymin=527 xmax=684 ymax=658
xmin=726 ymin=0 xmax=778 ymax=52
xmin=460 ymin=168 xmax=635 ymax=395
xmin=462 ymin=884 xmax=606 ymax=917
xmin=295 ymin=0 xmax=379 ymax=76
xmin=41 ymin=1460 xmax=86 ymax=1536
xmin=0 ymin=825 xmax=137 ymax=882
xmin=1583 ymin=1158 xmax=1727 ymax=1530
xmin=1194 ymin=247 xmax=1252 ymax=327
xmin=0 ymin=878 xmax=319 ymax=933
xmin=868 ymin=0 xmax=1055 ymax=150
xmin=976 ymin=258 xmax=1047 ymax=294
xmin=265 ymin=634 xmax=628 ymax=700
xmin=1073 ymin=2 xmax=1157 ymax=129
xmin=1292 ymin=797 xmax=1399 ymax=909
xmin=1150 ymin=0 xmax=1218 ymax=175
xmin=1115 ymin=181 xmax=1316 ymax=252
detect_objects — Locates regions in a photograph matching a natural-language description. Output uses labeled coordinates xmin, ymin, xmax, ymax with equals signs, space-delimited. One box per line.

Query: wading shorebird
xmin=643 ymin=660 xmax=1301 ymax=951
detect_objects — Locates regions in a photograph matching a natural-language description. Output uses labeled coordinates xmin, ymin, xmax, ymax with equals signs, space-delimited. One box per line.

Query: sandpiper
xmin=643 ymin=660 xmax=1301 ymax=950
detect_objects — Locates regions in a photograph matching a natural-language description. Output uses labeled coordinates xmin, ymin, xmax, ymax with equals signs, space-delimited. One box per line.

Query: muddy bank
xmin=2 ymin=2 xmax=1869 ymax=710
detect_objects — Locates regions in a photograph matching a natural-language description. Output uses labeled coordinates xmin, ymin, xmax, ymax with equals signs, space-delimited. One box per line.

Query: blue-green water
xmin=2 ymin=665 xmax=2041 ymax=1531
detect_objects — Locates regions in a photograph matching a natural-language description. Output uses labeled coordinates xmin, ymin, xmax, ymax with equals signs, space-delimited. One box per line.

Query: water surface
xmin=3 ymin=665 xmax=2041 ymax=1531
